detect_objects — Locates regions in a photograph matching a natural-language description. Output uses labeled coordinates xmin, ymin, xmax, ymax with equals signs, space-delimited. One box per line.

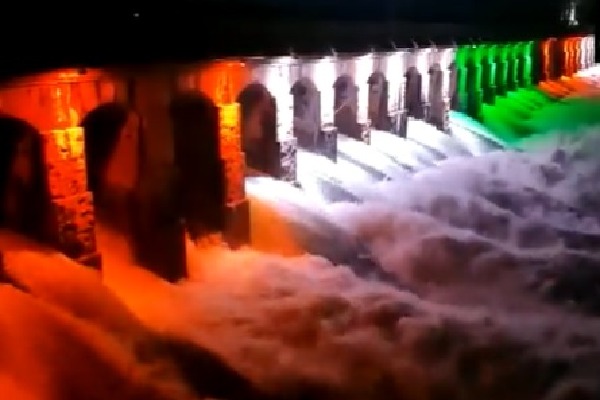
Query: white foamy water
xmin=4 ymin=123 xmax=600 ymax=399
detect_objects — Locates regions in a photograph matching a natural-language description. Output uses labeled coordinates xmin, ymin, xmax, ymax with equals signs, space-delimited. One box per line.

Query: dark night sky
xmin=0 ymin=0 xmax=594 ymax=74
xmin=5 ymin=0 xmax=595 ymax=27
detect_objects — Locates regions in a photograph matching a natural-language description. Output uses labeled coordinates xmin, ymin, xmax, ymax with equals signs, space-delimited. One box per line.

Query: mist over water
xmin=4 ymin=123 xmax=600 ymax=399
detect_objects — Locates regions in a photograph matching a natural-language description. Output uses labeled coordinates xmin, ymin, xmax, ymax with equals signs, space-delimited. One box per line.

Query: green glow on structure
xmin=496 ymin=45 xmax=509 ymax=94
xmin=448 ymin=38 xmax=599 ymax=150
xmin=486 ymin=45 xmax=497 ymax=90
xmin=521 ymin=41 xmax=534 ymax=87
xmin=455 ymin=46 xmax=470 ymax=113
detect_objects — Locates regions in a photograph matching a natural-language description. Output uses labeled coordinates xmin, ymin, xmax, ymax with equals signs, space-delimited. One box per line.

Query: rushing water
xmin=3 ymin=115 xmax=600 ymax=399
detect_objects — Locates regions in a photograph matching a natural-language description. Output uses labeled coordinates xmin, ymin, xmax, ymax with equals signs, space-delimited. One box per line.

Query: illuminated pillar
xmin=555 ymin=37 xmax=568 ymax=78
xmin=42 ymin=83 xmax=101 ymax=267
xmin=513 ymin=42 xmax=525 ymax=87
xmin=580 ymin=36 xmax=590 ymax=69
xmin=562 ymin=38 xmax=573 ymax=77
xmin=521 ymin=41 xmax=533 ymax=87
xmin=541 ymin=39 xmax=553 ymax=81
xmin=454 ymin=45 xmax=469 ymax=112
xmin=573 ymin=37 xmax=582 ymax=75
xmin=496 ymin=45 xmax=509 ymax=95
xmin=307 ymin=57 xmax=338 ymax=162
xmin=481 ymin=44 xmax=497 ymax=104
xmin=356 ymin=53 xmax=373 ymax=139
xmin=217 ymin=102 xmax=250 ymax=247
xmin=403 ymin=49 xmax=425 ymax=121
xmin=507 ymin=42 xmax=520 ymax=91
xmin=386 ymin=50 xmax=408 ymax=136
xmin=427 ymin=47 xmax=454 ymax=132
xmin=465 ymin=45 xmax=483 ymax=119
xmin=314 ymin=57 xmax=336 ymax=127
xmin=416 ymin=48 xmax=432 ymax=122
xmin=583 ymin=35 xmax=596 ymax=68
xmin=264 ymin=59 xmax=298 ymax=182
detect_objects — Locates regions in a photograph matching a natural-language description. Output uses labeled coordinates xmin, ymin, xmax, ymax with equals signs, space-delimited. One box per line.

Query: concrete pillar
xmin=562 ymin=38 xmax=573 ymax=77
xmin=572 ymin=37 xmax=582 ymax=75
xmin=580 ymin=36 xmax=591 ymax=69
xmin=583 ymin=35 xmax=596 ymax=68
xmin=521 ymin=41 xmax=534 ymax=87
xmin=417 ymin=48 xmax=432 ymax=122
xmin=262 ymin=59 xmax=299 ymax=183
xmin=133 ymin=73 xmax=186 ymax=282
xmin=481 ymin=45 xmax=497 ymax=104
xmin=292 ymin=62 xmax=336 ymax=162
xmin=355 ymin=53 xmax=374 ymax=143
xmin=496 ymin=45 xmax=509 ymax=95
xmin=541 ymin=39 xmax=554 ymax=82
xmin=437 ymin=47 xmax=455 ymax=133
xmin=454 ymin=45 xmax=469 ymax=112
xmin=551 ymin=38 xmax=564 ymax=79
xmin=41 ymin=83 xmax=102 ymax=268
xmin=404 ymin=50 xmax=425 ymax=120
xmin=506 ymin=43 xmax=520 ymax=91
xmin=313 ymin=56 xmax=336 ymax=128
xmin=217 ymin=102 xmax=250 ymax=247
xmin=385 ymin=50 xmax=407 ymax=137
xmin=466 ymin=46 xmax=483 ymax=120
xmin=333 ymin=57 xmax=363 ymax=142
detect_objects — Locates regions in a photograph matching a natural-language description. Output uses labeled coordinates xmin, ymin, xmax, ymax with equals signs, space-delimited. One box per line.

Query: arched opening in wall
xmin=291 ymin=77 xmax=321 ymax=148
xmin=0 ymin=115 xmax=50 ymax=243
xmin=237 ymin=82 xmax=278 ymax=176
xmin=333 ymin=74 xmax=361 ymax=139
xmin=367 ymin=71 xmax=391 ymax=131
xmin=427 ymin=64 xmax=445 ymax=130
xmin=81 ymin=103 xmax=141 ymax=234
xmin=169 ymin=92 xmax=225 ymax=242
xmin=404 ymin=67 xmax=424 ymax=119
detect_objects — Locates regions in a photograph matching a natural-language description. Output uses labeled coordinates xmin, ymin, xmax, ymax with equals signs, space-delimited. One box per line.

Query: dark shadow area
xmin=81 ymin=102 xmax=140 ymax=234
xmin=333 ymin=74 xmax=361 ymax=139
xmin=291 ymin=78 xmax=321 ymax=148
xmin=368 ymin=71 xmax=391 ymax=131
xmin=170 ymin=92 xmax=225 ymax=242
xmin=0 ymin=115 xmax=49 ymax=241
xmin=405 ymin=66 xmax=424 ymax=119
xmin=237 ymin=83 xmax=279 ymax=176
